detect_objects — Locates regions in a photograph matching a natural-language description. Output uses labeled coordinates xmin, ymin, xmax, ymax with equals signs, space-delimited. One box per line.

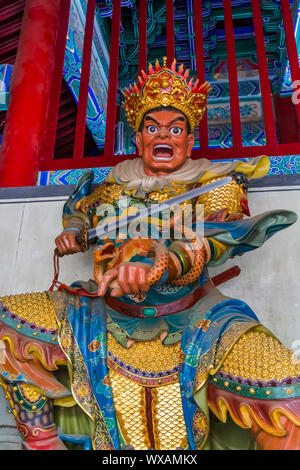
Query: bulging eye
xmin=170 ymin=126 xmax=183 ymax=135
xmin=146 ymin=125 xmax=158 ymax=134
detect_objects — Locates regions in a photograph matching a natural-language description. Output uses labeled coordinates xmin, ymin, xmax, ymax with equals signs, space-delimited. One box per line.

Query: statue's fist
xmin=55 ymin=231 xmax=82 ymax=256
xmin=97 ymin=262 xmax=152 ymax=297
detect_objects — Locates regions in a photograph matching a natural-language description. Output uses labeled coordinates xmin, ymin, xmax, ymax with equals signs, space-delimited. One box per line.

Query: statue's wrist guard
xmin=79 ymin=227 xmax=89 ymax=252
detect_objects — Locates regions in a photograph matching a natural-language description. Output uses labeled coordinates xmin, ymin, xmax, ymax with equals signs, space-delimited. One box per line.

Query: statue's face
xmin=136 ymin=110 xmax=195 ymax=176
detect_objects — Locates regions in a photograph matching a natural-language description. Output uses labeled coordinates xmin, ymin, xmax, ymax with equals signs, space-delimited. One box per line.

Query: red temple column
xmin=0 ymin=0 xmax=61 ymax=187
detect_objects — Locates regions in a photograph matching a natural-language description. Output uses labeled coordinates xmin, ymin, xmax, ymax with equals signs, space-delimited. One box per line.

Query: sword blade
xmin=88 ymin=176 xmax=232 ymax=240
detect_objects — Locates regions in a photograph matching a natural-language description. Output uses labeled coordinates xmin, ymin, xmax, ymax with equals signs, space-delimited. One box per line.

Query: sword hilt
xmin=54 ymin=228 xmax=89 ymax=258
xmin=77 ymin=228 xmax=89 ymax=252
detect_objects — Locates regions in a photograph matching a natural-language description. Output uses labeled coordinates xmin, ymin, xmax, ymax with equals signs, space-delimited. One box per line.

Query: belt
xmin=105 ymin=279 xmax=214 ymax=318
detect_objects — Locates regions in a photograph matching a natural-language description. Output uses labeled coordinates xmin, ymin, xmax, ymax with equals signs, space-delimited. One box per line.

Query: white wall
xmin=0 ymin=186 xmax=299 ymax=350
xmin=0 ymin=194 xmax=94 ymax=295
xmin=209 ymin=187 xmax=300 ymax=350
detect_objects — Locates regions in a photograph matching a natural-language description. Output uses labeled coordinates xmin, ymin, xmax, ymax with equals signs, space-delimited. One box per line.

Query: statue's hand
xmin=55 ymin=231 xmax=82 ymax=256
xmin=97 ymin=262 xmax=152 ymax=297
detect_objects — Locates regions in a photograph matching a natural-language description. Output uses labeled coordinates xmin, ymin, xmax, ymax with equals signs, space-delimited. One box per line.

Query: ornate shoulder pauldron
xmin=197 ymin=171 xmax=250 ymax=221
xmin=76 ymin=182 xmax=125 ymax=214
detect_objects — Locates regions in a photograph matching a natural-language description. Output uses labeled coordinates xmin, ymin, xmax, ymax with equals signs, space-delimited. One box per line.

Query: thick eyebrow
xmin=144 ymin=115 xmax=186 ymax=126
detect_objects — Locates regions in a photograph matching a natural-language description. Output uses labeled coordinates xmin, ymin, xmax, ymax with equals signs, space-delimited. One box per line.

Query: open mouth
xmin=152 ymin=144 xmax=174 ymax=161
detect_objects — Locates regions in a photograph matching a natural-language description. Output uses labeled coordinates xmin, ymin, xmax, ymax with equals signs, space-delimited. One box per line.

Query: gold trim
xmin=53 ymin=396 xmax=76 ymax=407
xmin=32 ymin=426 xmax=56 ymax=437
xmin=107 ymin=355 xmax=179 ymax=387
xmin=210 ymin=396 xmax=300 ymax=438
xmin=150 ymin=387 xmax=161 ymax=450
xmin=140 ymin=387 xmax=151 ymax=449
xmin=115 ymin=410 xmax=131 ymax=447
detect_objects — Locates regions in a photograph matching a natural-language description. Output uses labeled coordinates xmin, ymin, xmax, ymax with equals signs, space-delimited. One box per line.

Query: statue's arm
xmin=194 ymin=173 xmax=297 ymax=267
xmin=55 ymin=170 xmax=100 ymax=256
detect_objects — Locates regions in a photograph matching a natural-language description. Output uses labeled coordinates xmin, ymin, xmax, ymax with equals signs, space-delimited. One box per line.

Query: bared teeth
xmin=153 ymin=144 xmax=173 ymax=160
xmin=154 ymin=144 xmax=172 ymax=150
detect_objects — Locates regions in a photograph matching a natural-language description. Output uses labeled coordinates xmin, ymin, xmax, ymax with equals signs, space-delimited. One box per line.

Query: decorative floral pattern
xmin=153 ymin=284 xmax=183 ymax=295
xmin=63 ymin=0 xmax=109 ymax=149
xmin=192 ymin=408 xmax=208 ymax=450
xmin=88 ymin=340 xmax=101 ymax=352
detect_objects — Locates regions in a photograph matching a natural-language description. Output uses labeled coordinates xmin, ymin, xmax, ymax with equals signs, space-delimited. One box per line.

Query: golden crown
xmin=121 ymin=57 xmax=211 ymax=132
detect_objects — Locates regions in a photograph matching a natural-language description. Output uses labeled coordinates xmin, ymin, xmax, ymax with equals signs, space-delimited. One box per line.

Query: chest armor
xmin=107 ymin=333 xmax=187 ymax=450
xmin=79 ymin=176 xmax=247 ymax=221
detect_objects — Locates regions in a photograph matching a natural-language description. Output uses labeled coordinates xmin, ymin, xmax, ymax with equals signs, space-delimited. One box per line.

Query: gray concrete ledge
xmin=0 ymin=174 xmax=299 ymax=201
